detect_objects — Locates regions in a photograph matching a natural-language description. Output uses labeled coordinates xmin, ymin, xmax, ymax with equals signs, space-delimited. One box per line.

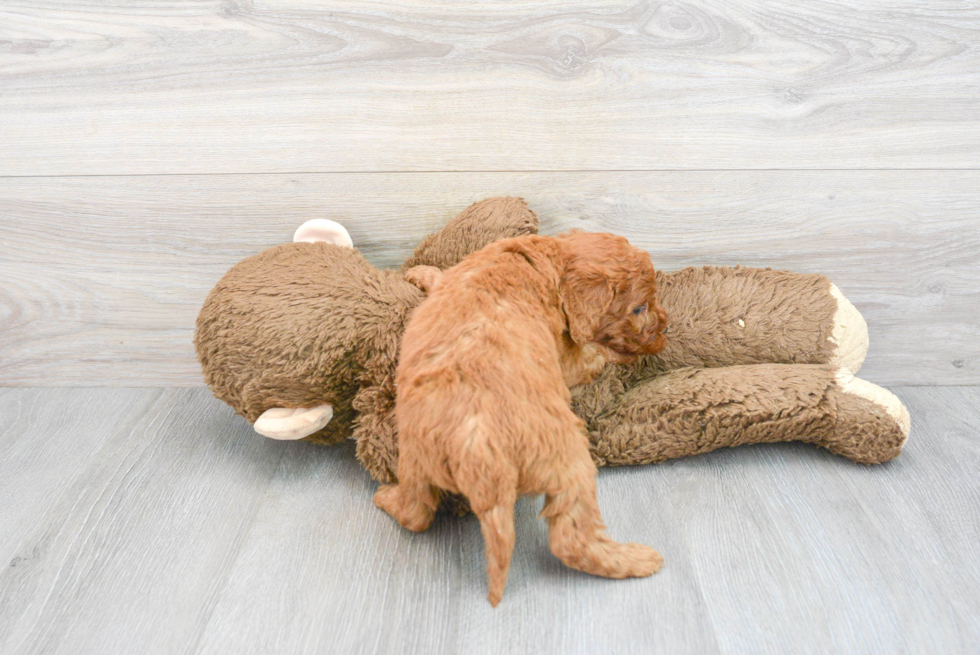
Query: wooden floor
xmin=0 ymin=386 xmax=977 ymax=655
xmin=2 ymin=1 xmax=979 ymax=653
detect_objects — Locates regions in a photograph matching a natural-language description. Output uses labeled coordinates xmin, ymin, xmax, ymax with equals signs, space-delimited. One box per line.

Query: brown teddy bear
xmin=195 ymin=197 xmax=910 ymax=495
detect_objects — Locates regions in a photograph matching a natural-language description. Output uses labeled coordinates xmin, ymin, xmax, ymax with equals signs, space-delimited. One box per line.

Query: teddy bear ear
xmin=292 ymin=219 xmax=353 ymax=247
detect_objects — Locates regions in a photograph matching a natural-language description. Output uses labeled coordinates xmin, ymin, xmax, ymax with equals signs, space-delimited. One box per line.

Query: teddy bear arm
xmin=402 ymin=197 xmax=539 ymax=271
xmin=649 ymin=266 xmax=868 ymax=374
xmin=585 ymin=364 xmax=908 ymax=467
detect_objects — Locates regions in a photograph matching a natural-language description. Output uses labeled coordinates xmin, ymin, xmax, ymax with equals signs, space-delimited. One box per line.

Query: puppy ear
xmin=562 ymin=263 xmax=614 ymax=344
xmin=501 ymin=237 xmax=561 ymax=288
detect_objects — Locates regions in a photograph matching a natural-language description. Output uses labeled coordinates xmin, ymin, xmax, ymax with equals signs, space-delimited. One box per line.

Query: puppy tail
xmin=476 ymin=502 xmax=516 ymax=607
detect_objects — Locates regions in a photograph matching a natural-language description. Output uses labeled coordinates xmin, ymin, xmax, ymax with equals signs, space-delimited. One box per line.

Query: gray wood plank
xmin=185 ymin=386 xmax=980 ymax=654
xmin=671 ymin=386 xmax=980 ymax=655
xmin=192 ymin=439 xmax=472 ymax=655
xmin=1 ymin=171 xmax=977 ymax=386
xmin=834 ymin=387 xmax=980 ymax=652
xmin=448 ymin=467 xmax=720 ymax=655
xmin=0 ymin=388 xmax=159 ymax=566
xmin=0 ymin=1 xmax=978 ymax=175
xmin=2 ymin=387 xmax=978 ymax=654
xmin=0 ymin=388 xmax=284 ymax=655
xmin=192 ymin=442 xmax=718 ymax=655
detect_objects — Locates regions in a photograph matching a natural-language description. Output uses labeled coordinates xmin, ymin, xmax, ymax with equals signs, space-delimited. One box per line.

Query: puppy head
xmin=558 ymin=231 xmax=668 ymax=359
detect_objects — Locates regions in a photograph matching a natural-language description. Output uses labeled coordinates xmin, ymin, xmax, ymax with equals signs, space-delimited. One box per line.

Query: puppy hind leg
xmin=542 ymin=458 xmax=663 ymax=579
xmin=374 ymin=480 xmax=439 ymax=532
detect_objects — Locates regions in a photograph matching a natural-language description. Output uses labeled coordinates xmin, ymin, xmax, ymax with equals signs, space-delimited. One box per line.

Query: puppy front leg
xmin=404 ymin=265 xmax=444 ymax=294
xmin=542 ymin=449 xmax=663 ymax=579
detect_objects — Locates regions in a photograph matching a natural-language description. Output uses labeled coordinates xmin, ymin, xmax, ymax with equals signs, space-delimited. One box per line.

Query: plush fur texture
xmin=196 ymin=242 xmax=421 ymax=447
xmin=195 ymin=197 xmax=910 ymax=508
xmin=402 ymin=196 xmax=540 ymax=272
xmin=581 ymin=363 xmax=907 ymax=467
xmin=377 ymin=233 xmax=668 ymax=605
xmin=647 ymin=266 xmax=837 ymax=372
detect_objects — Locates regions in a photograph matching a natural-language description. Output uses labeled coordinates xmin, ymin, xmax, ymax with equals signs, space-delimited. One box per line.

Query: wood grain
xmin=193 ymin=440 xmax=719 ymax=655
xmin=1 ymin=387 xmax=978 ymax=654
xmin=0 ymin=388 xmax=285 ymax=655
xmin=0 ymin=388 xmax=158 ymax=569
xmin=1 ymin=171 xmax=977 ymax=386
xmin=1 ymin=0 xmax=978 ymax=175
xmin=668 ymin=386 xmax=980 ymax=655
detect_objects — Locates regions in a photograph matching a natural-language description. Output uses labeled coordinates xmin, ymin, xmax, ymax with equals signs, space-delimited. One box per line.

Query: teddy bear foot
xmin=824 ymin=367 xmax=910 ymax=464
xmin=828 ymin=284 xmax=869 ymax=374
xmin=253 ymin=404 xmax=334 ymax=440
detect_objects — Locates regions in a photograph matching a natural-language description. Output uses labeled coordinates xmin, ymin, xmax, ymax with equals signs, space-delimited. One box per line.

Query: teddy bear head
xmin=195 ymin=197 xmax=540 ymax=446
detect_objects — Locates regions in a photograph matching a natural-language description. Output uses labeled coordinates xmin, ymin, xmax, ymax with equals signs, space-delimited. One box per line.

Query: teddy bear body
xmin=196 ymin=197 xmax=910 ymax=495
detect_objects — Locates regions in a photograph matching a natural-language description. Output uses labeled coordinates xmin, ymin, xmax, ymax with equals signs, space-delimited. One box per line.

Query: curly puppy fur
xmin=374 ymin=232 xmax=668 ymax=606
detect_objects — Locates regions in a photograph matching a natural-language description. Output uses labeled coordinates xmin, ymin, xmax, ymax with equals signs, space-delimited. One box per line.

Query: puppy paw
xmin=572 ymin=540 xmax=664 ymax=579
xmin=374 ymin=484 xmax=435 ymax=532
xmin=404 ymin=265 xmax=444 ymax=293
xmin=618 ymin=542 xmax=664 ymax=578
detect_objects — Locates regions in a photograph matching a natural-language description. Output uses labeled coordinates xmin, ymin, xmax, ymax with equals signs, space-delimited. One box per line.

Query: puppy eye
xmin=632 ymin=304 xmax=647 ymax=315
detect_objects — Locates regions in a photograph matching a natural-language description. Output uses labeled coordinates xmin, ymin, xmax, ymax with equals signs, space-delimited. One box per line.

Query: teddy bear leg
xmin=587 ymin=364 xmax=909 ymax=467
xmin=828 ymin=283 xmax=869 ymax=374
xmin=826 ymin=367 xmax=909 ymax=463
xmin=253 ymin=404 xmax=334 ymax=440
xmin=650 ymin=267 xmax=868 ymax=374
